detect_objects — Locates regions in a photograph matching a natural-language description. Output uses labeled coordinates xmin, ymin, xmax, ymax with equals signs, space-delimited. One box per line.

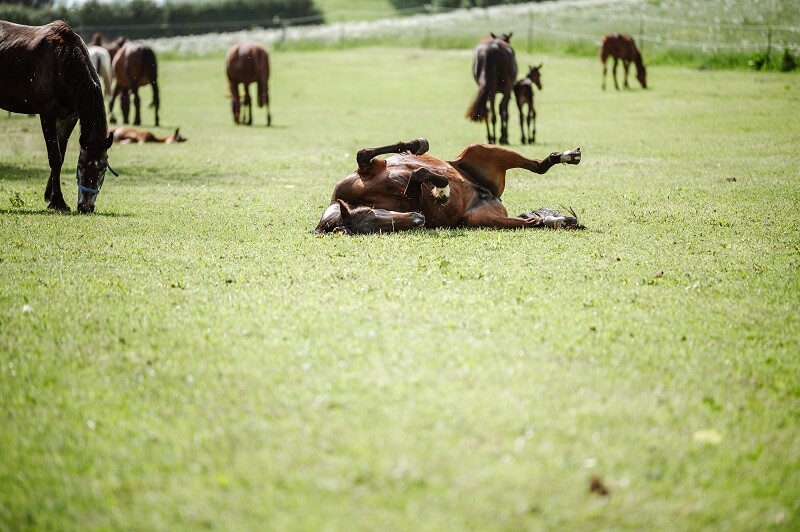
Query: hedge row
xmin=0 ymin=0 xmax=321 ymax=40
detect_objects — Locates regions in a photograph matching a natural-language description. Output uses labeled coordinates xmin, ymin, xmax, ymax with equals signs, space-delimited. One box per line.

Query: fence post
xmin=527 ymin=11 xmax=534 ymax=54
xmin=765 ymin=27 xmax=772 ymax=69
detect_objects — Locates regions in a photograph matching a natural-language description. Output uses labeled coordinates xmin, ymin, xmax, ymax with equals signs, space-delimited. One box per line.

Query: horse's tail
xmin=257 ymin=52 xmax=269 ymax=108
xmin=466 ymin=48 xmax=497 ymax=122
xmin=142 ymin=47 xmax=159 ymax=110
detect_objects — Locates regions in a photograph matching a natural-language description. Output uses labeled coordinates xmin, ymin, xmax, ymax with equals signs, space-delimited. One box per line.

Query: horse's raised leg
xmin=450 ymin=144 xmax=581 ymax=198
xmin=407 ymin=167 xmax=451 ymax=202
xmin=131 ymin=86 xmax=142 ymax=126
xmin=498 ymin=91 xmax=511 ymax=145
xmin=39 ymin=114 xmax=76 ymax=211
xmin=356 ymin=138 xmax=429 ymax=173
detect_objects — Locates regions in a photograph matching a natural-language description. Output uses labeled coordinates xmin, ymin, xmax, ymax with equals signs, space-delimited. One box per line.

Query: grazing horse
xmin=0 ymin=20 xmax=113 ymax=213
xmin=109 ymin=42 xmax=160 ymax=126
xmin=600 ymin=33 xmax=647 ymax=90
xmin=225 ymin=41 xmax=272 ymax=126
xmin=466 ymin=32 xmax=517 ymax=145
xmin=87 ymin=45 xmax=113 ymax=103
xmin=314 ymin=138 xmax=582 ymax=234
xmin=110 ymin=126 xmax=186 ymax=144
xmin=513 ymin=64 xmax=543 ymax=144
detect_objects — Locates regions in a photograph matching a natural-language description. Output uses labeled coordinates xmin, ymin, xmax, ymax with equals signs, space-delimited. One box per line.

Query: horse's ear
xmin=337 ymin=199 xmax=351 ymax=220
xmin=507 ymin=32 xmax=513 ymax=40
xmin=174 ymin=128 xmax=180 ymax=136
xmin=490 ymin=32 xmax=497 ymax=39
xmin=537 ymin=63 xmax=543 ymax=69
xmin=105 ymin=132 xmax=113 ymax=149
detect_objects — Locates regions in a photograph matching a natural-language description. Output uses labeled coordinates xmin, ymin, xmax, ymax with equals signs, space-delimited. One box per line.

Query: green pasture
xmin=1 ymin=46 xmax=799 ymax=529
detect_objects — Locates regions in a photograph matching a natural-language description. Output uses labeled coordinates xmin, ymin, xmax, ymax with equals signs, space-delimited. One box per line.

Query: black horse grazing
xmin=466 ymin=32 xmax=518 ymax=145
xmin=0 ymin=20 xmax=113 ymax=212
xmin=315 ymin=138 xmax=583 ymax=234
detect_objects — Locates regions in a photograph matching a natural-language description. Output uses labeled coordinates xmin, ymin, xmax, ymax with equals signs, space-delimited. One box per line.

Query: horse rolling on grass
xmin=601 ymin=33 xmax=647 ymax=90
xmin=315 ymin=138 xmax=583 ymax=235
xmin=110 ymin=126 xmax=186 ymax=144
xmin=225 ymin=41 xmax=271 ymax=126
xmin=109 ymin=42 xmax=160 ymax=126
xmin=0 ymin=20 xmax=113 ymax=213
xmin=466 ymin=32 xmax=517 ymax=145
xmin=513 ymin=64 xmax=542 ymax=144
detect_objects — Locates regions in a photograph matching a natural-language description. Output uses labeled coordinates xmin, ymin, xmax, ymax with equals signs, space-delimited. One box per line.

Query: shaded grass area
xmin=1 ymin=48 xmax=799 ymax=529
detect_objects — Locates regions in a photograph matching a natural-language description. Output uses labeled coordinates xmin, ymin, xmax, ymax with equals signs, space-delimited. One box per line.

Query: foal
xmin=513 ymin=64 xmax=542 ymax=144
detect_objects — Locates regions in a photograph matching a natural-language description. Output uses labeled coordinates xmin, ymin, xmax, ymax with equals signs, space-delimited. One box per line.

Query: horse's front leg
xmin=356 ymin=138 xmax=429 ymax=173
xmin=622 ymin=59 xmax=631 ymax=89
xmin=517 ymin=101 xmax=526 ymax=144
xmin=407 ymin=167 xmax=450 ymax=203
xmin=612 ymin=58 xmax=620 ymax=91
xmin=39 ymin=114 xmax=74 ymax=211
xmin=108 ymin=84 xmax=120 ymax=123
xmin=498 ymin=91 xmax=511 ymax=145
xmin=229 ymin=81 xmax=241 ymax=124
xmin=150 ymin=80 xmax=160 ymax=126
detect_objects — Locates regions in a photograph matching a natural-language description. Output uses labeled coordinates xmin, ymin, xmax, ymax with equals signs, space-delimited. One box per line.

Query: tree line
xmin=0 ymin=0 xmax=321 ymax=39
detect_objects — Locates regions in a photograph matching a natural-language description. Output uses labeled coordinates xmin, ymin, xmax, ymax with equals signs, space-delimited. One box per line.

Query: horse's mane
xmin=50 ymin=21 xmax=107 ymax=154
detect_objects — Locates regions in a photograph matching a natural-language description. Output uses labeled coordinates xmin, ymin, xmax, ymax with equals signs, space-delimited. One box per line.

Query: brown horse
xmin=110 ymin=126 xmax=186 ymax=144
xmin=90 ymin=32 xmax=126 ymax=60
xmin=0 ymin=20 xmax=113 ymax=213
xmin=109 ymin=42 xmax=160 ymax=126
xmin=600 ymin=33 xmax=647 ymax=90
xmin=466 ymin=32 xmax=518 ymax=145
xmin=513 ymin=64 xmax=542 ymax=144
xmin=225 ymin=41 xmax=271 ymax=126
xmin=314 ymin=138 xmax=582 ymax=234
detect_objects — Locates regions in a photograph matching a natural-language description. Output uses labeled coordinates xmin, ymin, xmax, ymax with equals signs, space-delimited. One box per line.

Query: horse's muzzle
xmin=77 ymin=202 xmax=95 ymax=213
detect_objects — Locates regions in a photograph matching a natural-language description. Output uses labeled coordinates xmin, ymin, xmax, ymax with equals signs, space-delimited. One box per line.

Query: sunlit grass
xmin=1 ymin=47 xmax=799 ymax=529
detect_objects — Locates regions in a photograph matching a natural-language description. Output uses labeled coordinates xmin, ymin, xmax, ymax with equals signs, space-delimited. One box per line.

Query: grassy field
xmin=1 ymin=45 xmax=799 ymax=529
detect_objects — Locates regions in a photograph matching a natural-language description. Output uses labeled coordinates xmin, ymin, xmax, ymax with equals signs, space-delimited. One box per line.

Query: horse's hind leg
xmin=498 ymin=91 xmax=511 ymax=145
xmin=131 ymin=86 xmax=142 ymax=125
xmin=243 ymin=84 xmax=252 ymax=126
xmin=516 ymin=98 xmax=526 ymax=145
xmin=529 ymin=105 xmax=536 ymax=144
xmin=120 ymin=89 xmax=131 ymax=124
xmin=612 ymin=58 xmax=620 ymax=91
xmin=151 ymin=80 xmax=160 ymax=126
xmin=108 ymin=84 xmax=120 ymax=123
xmin=356 ymin=138 xmax=429 ymax=173
xmin=622 ymin=59 xmax=631 ymax=89
xmin=408 ymin=167 xmax=451 ymax=202
xmin=450 ymin=144 xmax=581 ymax=198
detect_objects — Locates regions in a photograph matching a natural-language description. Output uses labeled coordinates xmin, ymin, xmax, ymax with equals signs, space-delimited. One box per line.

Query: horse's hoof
xmin=559 ymin=147 xmax=581 ymax=165
xmin=47 ymin=202 xmax=70 ymax=212
xmin=412 ymin=138 xmax=429 ymax=155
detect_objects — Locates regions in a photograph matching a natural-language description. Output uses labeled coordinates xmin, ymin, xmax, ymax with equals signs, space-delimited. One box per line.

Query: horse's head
xmin=76 ymin=132 xmax=114 ymax=213
xmin=636 ymin=63 xmax=647 ymax=89
xmin=527 ymin=64 xmax=543 ymax=90
xmin=166 ymin=128 xmax=187 ymax=144
xmin=314 ymin=200 xmax=425 ymax=235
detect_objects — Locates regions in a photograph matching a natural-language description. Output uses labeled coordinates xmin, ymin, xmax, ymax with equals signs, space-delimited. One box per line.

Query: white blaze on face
xmin=431 ymin=184 xmax=450 ymax=200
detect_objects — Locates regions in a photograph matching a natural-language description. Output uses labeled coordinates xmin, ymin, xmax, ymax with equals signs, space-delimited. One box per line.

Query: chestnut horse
xmin=513 ymin=64 xmax=542 ymax=144
xmin=110 ymin=126 xmax=186 ymax=144
xmin=109 ymin=42 xmax=160 ymax=126
xmin=601 ymin=33 xmax=647 ymax=90
xmin=314 ymin=138 xmax=582 ymax=234
xmin=0 ymin=20 xmax=113 ymax=213
xmin=466 ymin=32 xmax=517 ymax=145
xmin=225 ymin=41 xmax=271 ymax=126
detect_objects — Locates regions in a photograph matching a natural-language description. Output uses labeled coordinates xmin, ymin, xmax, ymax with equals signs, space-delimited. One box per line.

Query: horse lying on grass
xmin=315 ymin=138 xmax=583 ymax=235
xmin=110 ymin=126 xmax=186 ymax=144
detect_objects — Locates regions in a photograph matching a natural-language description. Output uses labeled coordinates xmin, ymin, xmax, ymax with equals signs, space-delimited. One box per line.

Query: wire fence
xmin=88 ymin=0 xmax=799 ymax=61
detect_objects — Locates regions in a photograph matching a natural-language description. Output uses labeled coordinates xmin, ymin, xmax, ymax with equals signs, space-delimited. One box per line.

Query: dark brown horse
xmin=314 ymin=138 xmax=582 ymax=234
xmin=0 ymin=20 xmax=113 ymax=213
xmin=225 ymin=41 xmax=271 ymax=126
xmin=466 ymin=32 xmax=517 ymax=145
xmin=109 ymin=42 xmax=160 ymax=126
xmin=601 ymin=33 xmax=647 ymax=90
xmin=513 ymin=64 xmax=542 ymax=144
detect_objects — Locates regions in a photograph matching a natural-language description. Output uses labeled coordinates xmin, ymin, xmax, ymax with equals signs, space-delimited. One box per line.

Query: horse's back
xmin=601 ymin=33 xmax=637 ymax=61
xmin=113 ymin=42 xmax=157 ymax=86
xmin=226 ymin=41 xmax=269 ymax=83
